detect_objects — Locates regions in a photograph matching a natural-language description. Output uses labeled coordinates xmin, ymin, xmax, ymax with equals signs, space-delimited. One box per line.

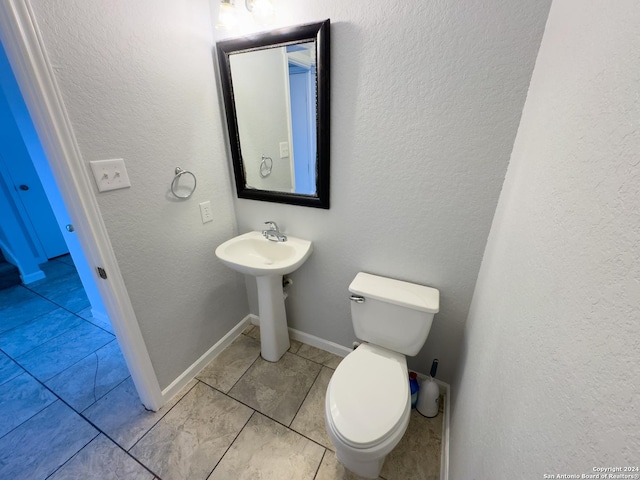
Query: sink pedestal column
xmin=256 ymin=275 xmax=290 ymax=362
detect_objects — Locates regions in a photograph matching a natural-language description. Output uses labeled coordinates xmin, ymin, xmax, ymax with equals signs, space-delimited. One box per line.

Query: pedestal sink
xmin=215 ymin=231 xmax=313 ymax=362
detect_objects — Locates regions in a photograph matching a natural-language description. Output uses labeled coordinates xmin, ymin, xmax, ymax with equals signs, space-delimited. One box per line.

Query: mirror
xmin=216 ymin=20 xmax=330 ymax=209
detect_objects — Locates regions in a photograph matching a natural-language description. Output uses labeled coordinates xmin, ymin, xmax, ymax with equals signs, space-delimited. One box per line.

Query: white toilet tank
xmin=349 ymin=272 xmax=439 ymax=356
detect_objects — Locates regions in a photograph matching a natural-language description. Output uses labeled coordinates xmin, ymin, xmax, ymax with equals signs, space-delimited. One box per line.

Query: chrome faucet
xmin=262 ymin=221 xmax=287 ymax=242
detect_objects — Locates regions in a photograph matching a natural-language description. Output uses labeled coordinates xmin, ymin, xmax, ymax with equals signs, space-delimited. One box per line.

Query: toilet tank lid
xmin=349 ymin=272 xmax=439 ymax=313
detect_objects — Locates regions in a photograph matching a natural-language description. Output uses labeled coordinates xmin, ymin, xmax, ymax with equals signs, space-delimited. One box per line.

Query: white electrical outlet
xmin=279 ymin=141 xmax=290 ymax=158
xmin=89 ymin=158 xmax=131 ymax=192
xmin=199 ymin=201 xmax=213 ymax=223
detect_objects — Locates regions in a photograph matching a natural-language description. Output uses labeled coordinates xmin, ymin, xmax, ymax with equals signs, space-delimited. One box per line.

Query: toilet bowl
xmin=324 ymin=272 xmax=439 ymax=478
xmin=325 ymin=343 xmax=411 ymax=478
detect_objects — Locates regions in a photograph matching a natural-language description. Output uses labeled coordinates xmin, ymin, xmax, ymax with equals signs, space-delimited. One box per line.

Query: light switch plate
xmin=89 ymin=158 xmax=131 ymax=192
xmin=279 ymin=141 xmax=290 ymax=158
xmin=199 ymin=201 xmax=213 ymax=223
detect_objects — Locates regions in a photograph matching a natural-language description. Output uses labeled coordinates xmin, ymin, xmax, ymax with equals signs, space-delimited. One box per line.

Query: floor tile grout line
xmin=80 ymin=315 xmax=116 ymax=336
xmin=4 ymin=323 xmax=332 ymax=449
xmin=248 ymin=326 xmax=343 ymax=370
xmin=0 ymin=386 xmax=65 ymax=440
xmin=1 ymin=257 xmax=164 ymax=477
xmin=4 ymin=274 xmax=102 ymax=336
xmin=312 ymin=448 xmax=328 ymax=480
xmin=0 ymin=367 xmax=158 ymax=480
xmin=22 ymin=276 xmax=90 ymax=318
xmin=223 ymin=349 xmax=319 ymax=428
xmin=203 ymin=405 xmax=330 ymax=480
xmin=0 ymin=288 xmax=59 ymax=335
xmin=24 ymin=275 xmax=83 ymax=300
xmin=206 ymin=409 xmax=257 ymax=479
xmin=0 ymin=371 xmax=57 ymax=441
xmin=125 ymin=379 xmax=200 ymax=454
xmin=5 ymin=278 xmax=356 ymax=479
xmin=288 ymin=363 xmax=323 ymax=428
xmin=70 ymin=305 xmax=116 ymax=336
xmin=202 ymin=378 xmax=333 ymax=454
xmin=291 ymin=350 xmax=341 ymax=370
xmin=15 ymin=368 xmax=160 ymax=479
xmin=11 ymin=283 xmax=440 ymax=479
xmin=218 ymin=336 xmax=262 ymax=394
xmin=1 ymin=367 xmax=112 ymax=445
xmin=197 ymin=333 xmax=339 ymax=451
xmin=44 ymin=431 xmax=102 ymax=479
xmin=238 ymin=330 xmax=340 ymax=409
xmin=4 ymin=259 xmax=115 ymax=386
xmin=46 ymin=427 xmax=160 ymax=480
xmin=25 ymin=280 xmax=84 ymax=297
xmin=0 ymin=359 xmax=25 ymax=388
xmin=14 ymin=334 xmax=115 ymax=385
xmin=80 ymin=374 xmax=131 ymax=414
xmin=1 ymin=313 xmax=115 ymax=362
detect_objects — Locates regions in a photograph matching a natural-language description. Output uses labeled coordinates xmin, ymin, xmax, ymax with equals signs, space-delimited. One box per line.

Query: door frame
xmin=0 ymin=0 xmax=164 ymax=410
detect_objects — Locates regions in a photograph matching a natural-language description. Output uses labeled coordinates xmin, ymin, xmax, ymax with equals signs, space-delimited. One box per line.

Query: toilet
xmin=324 ymin=272 xmax=439 ymax=478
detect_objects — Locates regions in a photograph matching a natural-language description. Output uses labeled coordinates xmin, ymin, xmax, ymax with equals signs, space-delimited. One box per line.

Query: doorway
xmin=0 ymin=39 xmax=133 ymax=423
xmin=0 ymin=1 xmax=173 ymax=411
xmin=0 ymin=39 xmax=107 ymax=323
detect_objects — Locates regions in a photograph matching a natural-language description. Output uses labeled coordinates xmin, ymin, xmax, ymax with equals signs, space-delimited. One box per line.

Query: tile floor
xmin=0 ymin=256 xmax=444 ymax=480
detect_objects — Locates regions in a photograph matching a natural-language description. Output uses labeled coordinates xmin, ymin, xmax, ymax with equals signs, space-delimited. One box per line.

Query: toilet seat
xmin=327 ymin=343 xmax=409 ymax=449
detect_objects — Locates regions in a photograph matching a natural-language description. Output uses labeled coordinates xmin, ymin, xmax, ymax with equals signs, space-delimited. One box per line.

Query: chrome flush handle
xmin=349 ymin=295 xmax=365 ymax=304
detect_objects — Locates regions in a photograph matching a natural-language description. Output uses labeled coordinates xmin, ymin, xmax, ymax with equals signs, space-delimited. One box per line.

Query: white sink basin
xmin=215 ymin=231 xmax=312 ymax=277
xmin=215 ymin=230 xmax=313 ymax=362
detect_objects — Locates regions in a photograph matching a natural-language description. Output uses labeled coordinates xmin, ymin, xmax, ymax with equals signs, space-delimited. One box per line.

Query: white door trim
xmin=0 ymin=0 xmax=164 ymax=410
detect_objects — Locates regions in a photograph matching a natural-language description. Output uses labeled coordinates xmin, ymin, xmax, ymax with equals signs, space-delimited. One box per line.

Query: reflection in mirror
xmin=216 ymin=20 xmax=330 ymax=208
xmin=230 ymin=41 xmax=316 ymax=194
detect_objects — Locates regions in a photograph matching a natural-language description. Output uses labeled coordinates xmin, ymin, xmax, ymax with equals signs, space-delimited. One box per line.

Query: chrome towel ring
xmin=259 ymin=155 xmax=273 ymax=178
xmin=171 ymin=167 xmax=197 ymax=199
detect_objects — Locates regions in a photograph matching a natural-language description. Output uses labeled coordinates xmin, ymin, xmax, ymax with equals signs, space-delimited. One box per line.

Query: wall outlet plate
xmin=89 ymin=158 xmax=131 ymax=192
xmin=199 ymin=201 xmax=213 ymax=223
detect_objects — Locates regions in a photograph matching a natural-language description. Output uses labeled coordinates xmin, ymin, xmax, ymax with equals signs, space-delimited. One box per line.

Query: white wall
xmin=19 ymin=0 xmax=553 ymax=391
xmin=213 ymin=0 xmax=552 ymax=381
xmin=450 ymin=1 xmax=640 ymax=476
xmin=28 ymin=0 xmax=249 ymax=389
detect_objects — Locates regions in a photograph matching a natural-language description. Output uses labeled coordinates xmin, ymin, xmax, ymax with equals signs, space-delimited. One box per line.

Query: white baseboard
xmin=249 ymin=315 xmax=351 ymax=358
xmin=438 ymin=380 xmax=450 ymax=480
xmin=289 ymin=328 xmax=352 ymax=357
xmin=416 ymin=373 xmax=450 ymax=480
xmin=90 ymin=307 xmax=110 ymax=325
xmin=160 ymin=315 xmax=252 ymax=402
xmin=21 ymin=269 xmax=45 ymax=284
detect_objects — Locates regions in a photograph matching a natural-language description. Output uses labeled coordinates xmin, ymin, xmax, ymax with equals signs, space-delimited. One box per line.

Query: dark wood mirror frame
xmin=216 ymin=20 xmax=330 ymax=209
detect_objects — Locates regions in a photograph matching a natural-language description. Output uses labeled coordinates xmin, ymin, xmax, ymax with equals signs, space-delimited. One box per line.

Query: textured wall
xmin=213 ymin=0 xmax=552 ymax=381
xmin=29 ymin=0 xmax=249 ymax=389
xmin=450 ymin=0 xmax=640 ymax=476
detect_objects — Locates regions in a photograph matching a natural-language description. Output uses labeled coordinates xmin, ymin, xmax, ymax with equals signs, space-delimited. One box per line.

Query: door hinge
xmin=96 ymin=267 xmax=108 ymax=279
